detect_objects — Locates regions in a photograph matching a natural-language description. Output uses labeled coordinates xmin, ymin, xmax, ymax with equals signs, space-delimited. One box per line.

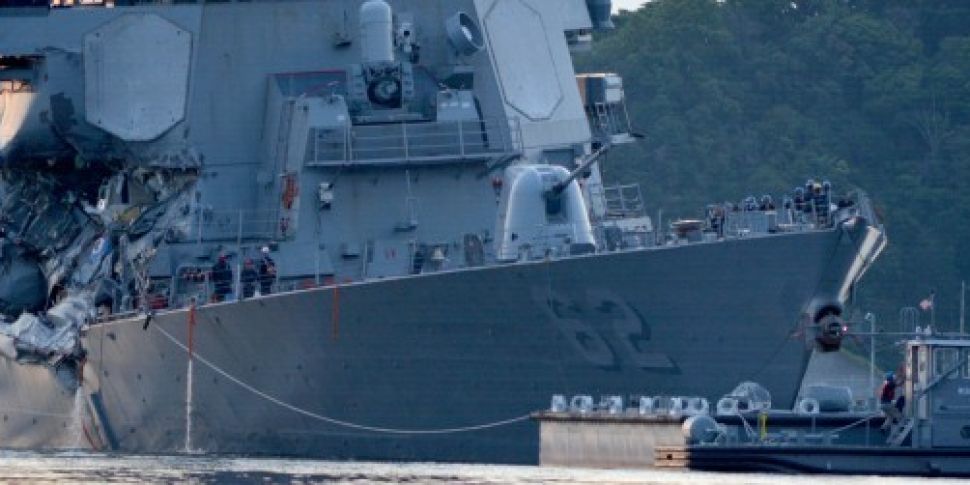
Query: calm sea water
xmin=0 ymin=451 xmax=963 ymax=484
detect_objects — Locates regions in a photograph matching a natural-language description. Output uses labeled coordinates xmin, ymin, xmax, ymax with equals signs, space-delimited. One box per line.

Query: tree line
xmin=579 ymin=0 xmax=970 ymax=343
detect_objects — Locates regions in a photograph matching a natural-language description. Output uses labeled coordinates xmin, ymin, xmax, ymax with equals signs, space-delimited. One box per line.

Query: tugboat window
xmin=919 ymin=346 xmax=928 ymax=377
xmin=912 ymin=348 xmax=919 ymax=384
xmin=934 ymin=347 xmax=960 ymax=379
xmin=964 ymin=349 xmax=970 ymax=379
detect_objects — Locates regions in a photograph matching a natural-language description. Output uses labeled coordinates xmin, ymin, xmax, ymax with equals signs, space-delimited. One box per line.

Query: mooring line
xmin=153 ymin=324 xmax=531 ymax=435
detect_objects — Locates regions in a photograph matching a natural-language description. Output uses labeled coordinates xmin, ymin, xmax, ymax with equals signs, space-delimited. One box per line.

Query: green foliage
xmin=578 ymin=0 xmax=970 ymax=335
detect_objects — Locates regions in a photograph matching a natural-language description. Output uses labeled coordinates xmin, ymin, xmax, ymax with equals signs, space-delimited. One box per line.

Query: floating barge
xmin=653 ymin=444 xmax=970 ymax=476
xmin=536 ymin=333 xmax=970 ymax=477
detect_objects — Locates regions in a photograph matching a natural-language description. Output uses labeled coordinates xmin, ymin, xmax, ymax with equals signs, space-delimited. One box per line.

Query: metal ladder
xmin=592 ymin=102 xmax=612 ymax=134
xmin=887 ymin=417 xmax=914 ymax=446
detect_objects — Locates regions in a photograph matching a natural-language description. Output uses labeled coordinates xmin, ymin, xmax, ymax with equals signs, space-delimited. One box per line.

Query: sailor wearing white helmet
xmin=257 ymin=246 xmax=276 ymax=295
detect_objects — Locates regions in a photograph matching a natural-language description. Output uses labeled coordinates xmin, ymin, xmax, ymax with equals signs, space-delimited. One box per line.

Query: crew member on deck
xmin=793 ymin=187 xmax=805 ymax=214
xmin=880 ymin=371 xmax=903 ymax=432
xmin=258 ymin=246 xmax=276 ymax=295
xmin=241 ymin=258 xmax=258 ymax=299
xmin=211 ymin=254 xmax=233 ymax=302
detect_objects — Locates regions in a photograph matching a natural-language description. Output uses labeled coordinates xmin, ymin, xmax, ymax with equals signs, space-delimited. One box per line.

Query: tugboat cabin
xmin=906 ymin=335 xmax=970 ymax=448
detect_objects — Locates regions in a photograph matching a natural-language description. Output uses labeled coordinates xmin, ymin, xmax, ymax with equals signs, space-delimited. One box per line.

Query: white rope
xmin=827 ymin=411 xmax=882 ymax=436
xmin=153 ymin=325 xmax=532 ymax=434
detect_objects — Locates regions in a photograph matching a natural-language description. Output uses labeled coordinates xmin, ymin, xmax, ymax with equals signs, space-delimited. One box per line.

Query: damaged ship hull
xmin=0 ymin=0 xmax=886 ymax=465
xmin=1 ymin=221 xmax=877 ymax=464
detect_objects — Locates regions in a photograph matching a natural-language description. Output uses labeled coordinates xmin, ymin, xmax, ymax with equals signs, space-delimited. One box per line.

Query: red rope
xmin=188 ymin=303 xmax=197 ymax=358
xmin=82 ymin=423 xmax=98 ymax=451
xmin=77 ymin=356 xmax=86 ymax=385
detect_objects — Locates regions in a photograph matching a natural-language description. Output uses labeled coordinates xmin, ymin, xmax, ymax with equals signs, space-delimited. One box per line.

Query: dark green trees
xmin=580 ymin=0 xmax=970 ymax=333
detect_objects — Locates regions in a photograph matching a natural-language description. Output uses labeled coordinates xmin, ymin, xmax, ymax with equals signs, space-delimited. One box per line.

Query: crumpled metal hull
xmin=1 ymin=221 xmax=884 ymax=463
xmin=0 ymin=357 xmax=81 ymax=450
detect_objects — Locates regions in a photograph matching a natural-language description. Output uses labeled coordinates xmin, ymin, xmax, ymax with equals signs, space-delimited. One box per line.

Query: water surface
xmin=0 ymin=451 xmax=962 ymax=484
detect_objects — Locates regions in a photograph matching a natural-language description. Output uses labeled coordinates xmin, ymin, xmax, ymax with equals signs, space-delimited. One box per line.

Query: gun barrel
xmin=549 ymin=144 xmax=610 ymax=196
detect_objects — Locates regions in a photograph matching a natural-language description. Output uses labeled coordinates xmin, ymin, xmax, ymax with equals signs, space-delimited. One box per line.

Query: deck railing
xmin=304 ymin=117 xmax=522 ymax=166
xmin=190 ymin=209 xmax=279 ymax=243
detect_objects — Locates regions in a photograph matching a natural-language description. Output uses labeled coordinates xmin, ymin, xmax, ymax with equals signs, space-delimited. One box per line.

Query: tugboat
xmin=537 ymin=328 xmax=970 ymax=476
xmin=657 ymin=331 xmax=970 ymax=476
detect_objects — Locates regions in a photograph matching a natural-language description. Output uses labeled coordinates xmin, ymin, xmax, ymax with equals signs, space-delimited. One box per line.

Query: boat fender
xmin=668 ymin=397 xmax=687 ymax=417
xmin=638 ymin=396 xmax=655 ymax=415
xmin=796 ymin=397 xmax=821 ymax=416
xmin=569 ymin=395 xmax=594 ymax=413
xmin=685 ymin=397 xmax=710 ymax=416
xmin=601 ymin=395 xmax=623 ymax=414
xmin=683 ymin=414 xmax=720 ymax=444
xmin=716 ymin=397 xmax=739 ymax=416
xmin=549 ymin=394 xmax=567 ymax=412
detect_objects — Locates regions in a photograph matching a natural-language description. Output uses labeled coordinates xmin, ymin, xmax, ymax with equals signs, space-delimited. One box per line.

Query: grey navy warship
xmin=0 ymin=0 xmax=885 ymax=463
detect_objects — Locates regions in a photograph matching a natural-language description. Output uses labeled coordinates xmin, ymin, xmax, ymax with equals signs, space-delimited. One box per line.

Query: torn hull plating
xmin=0 ymin=220 xmax=884 ymax=463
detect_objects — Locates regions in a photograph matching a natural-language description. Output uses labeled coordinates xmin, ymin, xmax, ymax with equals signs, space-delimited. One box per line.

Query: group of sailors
xmin=706 ymin=179 xmax=857 ymax=236
xmin=788 ymin=179 xmax=835 ymax=226
xmin=190 ymin=246 xmax=276 ymax=302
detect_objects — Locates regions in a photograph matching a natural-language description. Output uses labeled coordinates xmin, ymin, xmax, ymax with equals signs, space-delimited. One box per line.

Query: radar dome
xmin=359 ymin=0 xmax=394 ymax=63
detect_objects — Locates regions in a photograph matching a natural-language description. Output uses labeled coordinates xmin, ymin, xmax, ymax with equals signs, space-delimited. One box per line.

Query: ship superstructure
xmin=0 ymin=0 xmax=884 ymax=463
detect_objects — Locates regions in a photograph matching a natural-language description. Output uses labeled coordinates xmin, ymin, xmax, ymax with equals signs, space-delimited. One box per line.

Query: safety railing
xmin=715 ymin=189 xmax=860 ymax=238
xmin=723 ymin=209 xmax=775 ymax=235
xmin=588 ymin=100 xmax=635 ymax=145
xmin=304 ymin=117 xmax=522 ymax=166
xmin=848 ymin=189 xmax=880 ymax=227
xmin=191 ymin=209 xmax=279 ymax=243
xmin=592 ymin=185 xmax=875 ymax=253
xmin=535 ymin=222 xmax=580 ymax=252
xmin=167 ymin=263 xmax=289 ymax=309
xmin=48 ymin=0 xmax=114 ymax=6
xmin=590 ymin=183 xmax=646 ymax=219
xmin=500 ymin=223 xmax=581 ymax=261
xmin=169 ymin=266 xmax=212 ymax=309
